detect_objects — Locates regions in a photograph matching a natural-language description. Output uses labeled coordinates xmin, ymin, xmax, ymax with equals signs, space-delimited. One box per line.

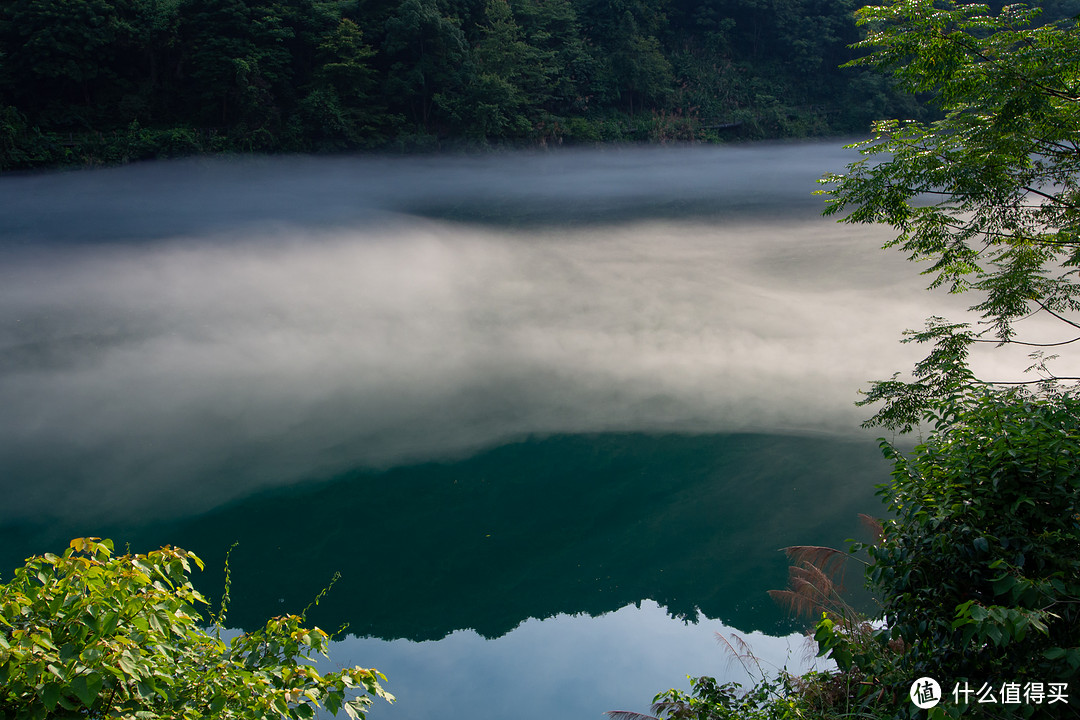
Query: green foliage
xmin=801 ymin=7 xmax=1080 ymax=716
xmin=0 ymin=0 xmax=919 ymax=167
xmin=820 ymin=0 xmax=1080 ymax=430
xmin=510 ymin=0 xmax=592 ymax=116
xmin=382 ymin=0 xmax=471 ymax=129
xmin=607 ymin=630 xmax=900 ymax=720
xmin=620 ymin=6 xmax=1080 ymax=718
xmin=0 ymin=538 xmax=392 ymax=720
xmin=0 ymin=106 xmax=62 ymax=169
xmin=866 ymin=389 xmax=1080 ymax=684
xmin=291 ymin=18 xmax=383 ymax=150
xmin=805 ymin=389 xmax=1080 ymax=717
xmin=0 ymin=0 xmax=135 ymax=123
xmin=606 ymin=673 xmax=811 ymax=720
xmin=854 ymin=316 xmax=979 ymax=434
xmin=177 ymin=0 xmax=293 ymax=135
xmin=603 ymin=9 xmax=674 ymax=115
xmin=459 ymin=0 xmax=547 ymax=137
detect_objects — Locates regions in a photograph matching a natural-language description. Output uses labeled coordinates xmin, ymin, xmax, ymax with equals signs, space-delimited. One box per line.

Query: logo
xmin=911 ymin=677 xmax=942 ymax=709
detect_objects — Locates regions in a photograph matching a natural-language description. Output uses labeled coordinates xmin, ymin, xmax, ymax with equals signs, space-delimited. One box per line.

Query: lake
xmin=0 ymin=142 xmax=984 ymax=718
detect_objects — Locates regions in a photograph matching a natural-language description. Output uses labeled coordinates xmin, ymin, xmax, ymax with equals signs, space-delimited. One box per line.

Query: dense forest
xmin=0 ymin=0 xmax=1077 ymax=168
xmin=0 ymin=0 xmax=911 ymax=168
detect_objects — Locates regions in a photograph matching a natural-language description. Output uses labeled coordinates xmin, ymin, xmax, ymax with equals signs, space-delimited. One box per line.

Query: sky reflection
xmin=329 ymin=600 xmax=829 ymax=720
xmin=0 ymin=144 xmax=918 ymax=720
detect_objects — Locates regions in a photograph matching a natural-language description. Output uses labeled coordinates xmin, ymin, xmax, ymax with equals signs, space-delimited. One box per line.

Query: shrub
xmin=866 ymin=390 xmax=1080 ymax=683
xmin=0 ymin=538 xmax=392 ymax=720
xmin=813 ymin=389 xmax=1080 ymax=717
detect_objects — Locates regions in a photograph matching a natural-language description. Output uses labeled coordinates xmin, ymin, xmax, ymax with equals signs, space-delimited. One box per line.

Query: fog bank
xmin=0 ymin=144 xmax=1007 ymax=521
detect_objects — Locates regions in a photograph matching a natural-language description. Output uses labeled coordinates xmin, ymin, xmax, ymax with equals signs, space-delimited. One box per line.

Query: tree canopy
xmin=0 ymin=0 xmax=931 ymax=168
xmin=820 ymin=0 xmax=1080 ymax=430
xmin=811 ymin=2 xmax=1080 ymax=713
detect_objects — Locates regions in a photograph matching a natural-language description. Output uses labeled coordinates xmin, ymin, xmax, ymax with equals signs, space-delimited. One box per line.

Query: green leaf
xmin=117 ymin=650 xmax=140 ymax=677
xmin=992 ymin=575 xmax=1016 ymax=597
xmin=39 ymin=682 xmax=62 ymax=710
xmin=325 ymin=693 xmax=343 ymax=715
xmin=70 ymin=672 xmax=103 ymax=708
xmin=344 ymin=698 xmax=366 ymax=720
xmin=57 ymin=695 xmax=80 ymax=711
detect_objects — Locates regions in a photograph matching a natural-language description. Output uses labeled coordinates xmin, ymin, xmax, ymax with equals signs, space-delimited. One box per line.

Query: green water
xmin=1 ymin=432 xmax=886 ymax=638
xmin=0 ymin=144 xmax=921 ymax=718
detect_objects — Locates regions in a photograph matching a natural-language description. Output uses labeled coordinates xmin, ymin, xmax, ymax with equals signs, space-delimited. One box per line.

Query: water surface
xmin=0 ymin=142 xmax=983 ymax=717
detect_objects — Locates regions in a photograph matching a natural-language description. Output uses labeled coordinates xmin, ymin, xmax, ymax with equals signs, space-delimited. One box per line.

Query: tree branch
xmin=1035 ymin=300 xmax=1080 ymax=331
xmin=972 ymin=335 xmax=1080 ymax=347
xmin=979 ymin=377 xmax=1080 ymax=385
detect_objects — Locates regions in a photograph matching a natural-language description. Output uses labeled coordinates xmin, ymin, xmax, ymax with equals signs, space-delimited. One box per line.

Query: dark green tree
xmin=607 ymin=9 xmax=673 ymax=114
xmin=381 ymin=0 xmax=472 ymax=130
xmin=867 ymin=390 xmax=1080 ymax=688
xmin=294 ymin=17 xmax=381 ymax=148
xmin=820 ymin=0 xmax=1080 ymax=431
xmin=121 ymin=0 xmax=183 ymax=123
xmin=459 ymin=0 xmax=554 ymax=136
xmin=510 ymin=0 xmax=593 ymax=115
xmin=573 ymin=0 xmax=674 ymax=112
xmin=176 ymin=0 xmax=294 ymax=139
xmin=0 ymin=0 xmax=136 ymax=125
xmin=795 ymin=389 xmax=1080 ymax=719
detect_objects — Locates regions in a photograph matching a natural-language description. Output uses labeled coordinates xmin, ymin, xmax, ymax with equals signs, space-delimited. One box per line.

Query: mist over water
xmin=0 ymin=142 xmax=987 ymax=523
xmin=0 ymin=143 xmax=849 ymax=243
xmin=5 ymin=141 xmax=1054 ymax=720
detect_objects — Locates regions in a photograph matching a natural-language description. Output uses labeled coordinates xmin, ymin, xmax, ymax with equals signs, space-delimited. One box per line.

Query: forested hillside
xmin=0 ymin=0 xmax=1075 ymax=168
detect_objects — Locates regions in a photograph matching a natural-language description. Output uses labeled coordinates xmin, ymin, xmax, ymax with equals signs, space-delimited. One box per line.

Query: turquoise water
xmin=2 ymin=432 xmax=886 ymax=635
xmin=0 ymin=431 xmax=886 ymax=718
xmin=0 ymin=143 xmax=936 ymax=717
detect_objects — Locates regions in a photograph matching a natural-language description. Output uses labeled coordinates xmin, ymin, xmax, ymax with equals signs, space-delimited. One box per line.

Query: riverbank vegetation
xmin=0 ymin=0 xmax=935 ymax=170
xmin=0 ymin=538 xmax=392 ymax=719
xmin=613 ymin=0 xmax=1080 ymax=717
xmin=6 ymin=1 xmax=1078 ymax=171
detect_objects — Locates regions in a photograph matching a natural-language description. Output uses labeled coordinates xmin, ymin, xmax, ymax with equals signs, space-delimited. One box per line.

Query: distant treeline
xmin=0 ymin=0 xmax=1076 ymax=169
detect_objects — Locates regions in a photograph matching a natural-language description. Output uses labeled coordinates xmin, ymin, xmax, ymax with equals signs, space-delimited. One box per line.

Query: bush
xmin=0 ymin=106 xmax=66 ymax=170
xmin=0 ymin=538 xmax=392 ymax=720
xmin=869 ymin=390 xmax=1080 ymax=680
xmin=812 ymin=389 xmax=1080 ymax=717
xmin=606 ymin=673 xmax=806 ymax=720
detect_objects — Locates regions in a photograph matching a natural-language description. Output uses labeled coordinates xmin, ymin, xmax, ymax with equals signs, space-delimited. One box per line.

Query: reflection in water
xmin=0 ymin=144 xmax=970 ymax=524
xmin=0 ymin=143 xmax=960 ymax=718
xmin=331 ymin=600 xmax=829 ymax=720
xmin=1 ymin=432 xmax=885 ymax=640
